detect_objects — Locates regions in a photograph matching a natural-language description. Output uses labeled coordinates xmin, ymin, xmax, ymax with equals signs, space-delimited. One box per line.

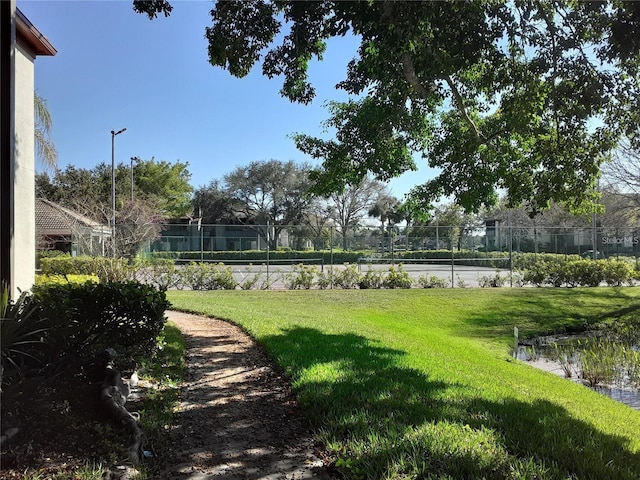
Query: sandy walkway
xmin=163 ymin=311 xmax=330 ymax=479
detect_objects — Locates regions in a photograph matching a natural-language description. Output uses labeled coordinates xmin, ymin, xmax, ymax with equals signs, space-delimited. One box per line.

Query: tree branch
xmin=401 ymin=53 xmax=433 ymax=99
xmin=445 ymin=75 xmax=485 ymax=142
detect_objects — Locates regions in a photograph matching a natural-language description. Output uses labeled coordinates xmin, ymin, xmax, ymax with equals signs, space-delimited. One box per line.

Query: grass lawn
xmin=167 ymin=288 xmax=640 ymax=480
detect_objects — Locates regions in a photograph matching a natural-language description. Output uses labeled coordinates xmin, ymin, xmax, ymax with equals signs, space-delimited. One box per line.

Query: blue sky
xmin=20 ymin=0 xmax=436 ymax=197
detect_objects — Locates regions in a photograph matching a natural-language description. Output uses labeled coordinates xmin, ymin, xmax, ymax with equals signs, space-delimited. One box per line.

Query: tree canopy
xmin=327 ymin=176 xmax=391 ymax=249
xmin=136 ymin=0 xmax=640 ymax=215
xmin=36 ymin=158 xmax=193 ymax=220
xmin=223 ymin=159 xmax=313 ymax=248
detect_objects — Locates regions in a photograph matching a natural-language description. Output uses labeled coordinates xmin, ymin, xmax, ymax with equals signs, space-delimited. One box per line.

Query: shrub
xmin=359 ymin=268 xmax=385 ymax=289
xmin=333 ymin=264 xmax=362 ymax=289
xmin=521 ymin=258 xmax=636 ymax=288
xmin=185 ymin=262 xmax=237 ymax=290
xmin=478 ymin=271 xmax=508 ymax=288
xmin=136 ymin=259 xmax=183 ymax=290
xmin=284 ymin=264 xmax=318 ymax=290
xmin=151 ymin=249 xmax=365 ymax=265
xmin=522 ymin=262 xmax=550 ymax=287
xmin=239 ymin=264 xmax=267 ymax=290
xmin=416 ymin=275 xmax=450 ymax=288
xmin=40 ymin=256 xmax=135 ymax=283
xmin=316 ymin=268 xmax=333 ymax=290
xmin=1 ymin=290 xmax=48 ymax=382
xmin=36 ymin=249 xmax=68 ymax=269
xmin=383 ymin=264 xmax=413 ymax=289
xmin=602 ymin=260 xmax=636 ymax=287
xmin=32 ymin=281 xmax=170 ymax=372
xmin=575 ymin=260 xmax=605 ymax=287
xmin=35 ymin=274 xmax=99 ymax=287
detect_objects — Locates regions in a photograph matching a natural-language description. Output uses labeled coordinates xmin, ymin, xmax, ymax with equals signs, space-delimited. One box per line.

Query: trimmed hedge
xmin=150 ymin=249 xmax=362 ymax=264
xmin=35 ymin=274 xmax=99 ymax=287
xmin=40 ymin=256 xmax=134 ymax=282
xmin=520 ymin=258 xmax=638 ymax=287
xmin=149 ymin=249 xmax=511 ymax=267
xmin=397 ymin=250 xmax=510 ymax=267
xmin=32 ymin=281 xmax=170 ymax=372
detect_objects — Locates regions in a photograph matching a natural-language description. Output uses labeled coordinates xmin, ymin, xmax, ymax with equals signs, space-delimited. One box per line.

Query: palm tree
xmin=368 ymin=194 xmax=401 ymax=253
xmin=34 ymin=93 xmax=57 ymax=170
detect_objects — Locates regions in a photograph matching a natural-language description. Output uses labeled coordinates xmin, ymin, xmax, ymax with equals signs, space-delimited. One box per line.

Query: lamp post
xmin=110 ymin=128 xmax=126 ymax=257
xmin=130 ymin=156 xmax=141 ymax=202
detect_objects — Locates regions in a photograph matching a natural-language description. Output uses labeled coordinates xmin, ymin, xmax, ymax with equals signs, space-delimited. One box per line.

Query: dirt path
xmin=163 ymin=311 xmax=330 ymax=479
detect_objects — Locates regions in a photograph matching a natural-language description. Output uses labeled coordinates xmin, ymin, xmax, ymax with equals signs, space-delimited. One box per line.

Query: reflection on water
xmin=517 ymin=339 xmax=640 ymax=411
xmin=595 ymin=385 xmax=640 ymax=410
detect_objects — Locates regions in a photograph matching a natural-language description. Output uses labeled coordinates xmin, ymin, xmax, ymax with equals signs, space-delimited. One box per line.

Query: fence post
xmin=266 ymin=222 xmax=270 ymax=282
xmin=451 ymin=238 xmax=454 ymax=288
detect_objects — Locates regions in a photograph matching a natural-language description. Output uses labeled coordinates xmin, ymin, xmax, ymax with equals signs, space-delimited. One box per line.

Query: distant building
xmin=35 ymin=198 xmax=110 ymax=255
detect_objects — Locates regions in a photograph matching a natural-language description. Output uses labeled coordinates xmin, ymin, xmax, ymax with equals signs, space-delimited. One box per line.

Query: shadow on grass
xmin=460 ymin=288 xmax=640 ymax=341
xmin=264 ymin=326 xmax=640 ymax=479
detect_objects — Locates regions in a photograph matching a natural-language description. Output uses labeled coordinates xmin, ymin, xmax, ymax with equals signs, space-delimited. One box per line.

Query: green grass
xmin=167 ymin=288 xmax=640 ymax=480
xmin=137 ymin=321 xmax=185 ymax=470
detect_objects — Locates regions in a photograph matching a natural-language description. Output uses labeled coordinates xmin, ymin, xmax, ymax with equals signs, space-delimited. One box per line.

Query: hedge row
xmin=148 ymin=249 xmax=511 ymax=267
xmin=38 ymin=254 xmax=639 ymax=290
xmin=520 ymin=258 xmax=639 ymax=287
xmin=39 ymin=256 xmax=133 ymax=282
xmin=2 ymin=281 xmax=169 ymax=386
xmin=31 ymin=281 xmax=170 ymax=373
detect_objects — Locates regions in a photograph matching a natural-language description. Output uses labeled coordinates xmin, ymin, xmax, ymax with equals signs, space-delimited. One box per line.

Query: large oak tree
xmin=135 ymin=0 xmax=640 ymax=215
xmin=223 ymin=159 xmax=314 ymax=249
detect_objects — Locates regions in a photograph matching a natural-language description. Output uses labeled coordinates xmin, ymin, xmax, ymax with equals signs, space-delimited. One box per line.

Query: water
xmin=516 ymin=335 xmax=640 ymax=411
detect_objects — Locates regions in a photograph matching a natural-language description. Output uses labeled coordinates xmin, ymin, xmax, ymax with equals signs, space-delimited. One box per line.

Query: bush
xmin=572 ymin=260 xmax=605 ymax=287
xmin=416 ymin=275 xmax=450 ymax=288
xmin=32 ymin=281 xmax=170 ymax=372
xmin=239 ymin=264 xmax=268 ymax=290
xmin=184 ymin=262 xmax=237 ymax=290
xmin=36 ymin=249 xmax=68 ymax=269
xmin=478 ymin=271 xmax=508 ymax=288
xmin=136 ymin=258 xmax=184 ymax=290
xmin=522 ymin=261 xmax=550 ymax=287
xmin=520 ymin=258 xmax=636 ymax=287
xmin=602 ymin=260 xmax=636 ymax=287
xmin=40 ymin=256 xmax=135 ymax=283
xmin=333 ymin=264 xmax=362 ymax=289
xmin=359 ymin=268 xmax=385 ymax=289
xmin=35 ymin=274 xmax=99 ymax=287
xmin=382 ymin=264 xmax=413 ymax=289
xmin=316 ymin=268 xmax=333 ymax=290
xmin=284 ymin=264 xmax=318 ymax=290
xmin=151 ymin=249 xmax=365 ymax=265
xmin=1 ymin=290 xmax=48 ymax=382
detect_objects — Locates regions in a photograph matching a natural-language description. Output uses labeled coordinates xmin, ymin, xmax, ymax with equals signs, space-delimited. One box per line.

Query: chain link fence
xmin=137 ymin=223 xmax=639 ymax=287
xmin=149 ymin=223 xmax=639 ymax=258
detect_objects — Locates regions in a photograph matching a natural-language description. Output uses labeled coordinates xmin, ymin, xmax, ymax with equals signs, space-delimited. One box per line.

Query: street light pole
xmin=110 ymin=128 xmax=126 ymax=257
xmin=130 ymin=156 xmax=140 ymax=202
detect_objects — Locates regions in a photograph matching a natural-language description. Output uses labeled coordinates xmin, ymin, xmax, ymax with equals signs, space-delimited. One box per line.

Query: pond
xmin=517 ymin=332 xmax=640 ymax=411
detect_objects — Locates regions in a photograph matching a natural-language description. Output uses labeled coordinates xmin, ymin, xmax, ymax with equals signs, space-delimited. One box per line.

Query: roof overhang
xmin=16 ymin=8 xmax=56 ymax=57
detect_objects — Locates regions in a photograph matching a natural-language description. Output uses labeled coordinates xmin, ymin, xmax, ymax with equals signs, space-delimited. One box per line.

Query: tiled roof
xmin=35 ymin=198 xmax=106 ymax=233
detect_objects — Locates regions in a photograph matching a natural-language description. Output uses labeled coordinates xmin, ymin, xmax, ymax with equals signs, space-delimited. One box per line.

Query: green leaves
xmin=136 ymin=1 xmax=640 ymax=215
xmin=204 ymin=1 xmax=640 ymax=214
xmin=1 ymin=291 xmax=49 ymax=379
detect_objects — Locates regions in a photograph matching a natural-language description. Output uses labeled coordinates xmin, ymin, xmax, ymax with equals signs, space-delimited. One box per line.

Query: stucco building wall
xmin=12 ymin=41 xmax=36 ymax=295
